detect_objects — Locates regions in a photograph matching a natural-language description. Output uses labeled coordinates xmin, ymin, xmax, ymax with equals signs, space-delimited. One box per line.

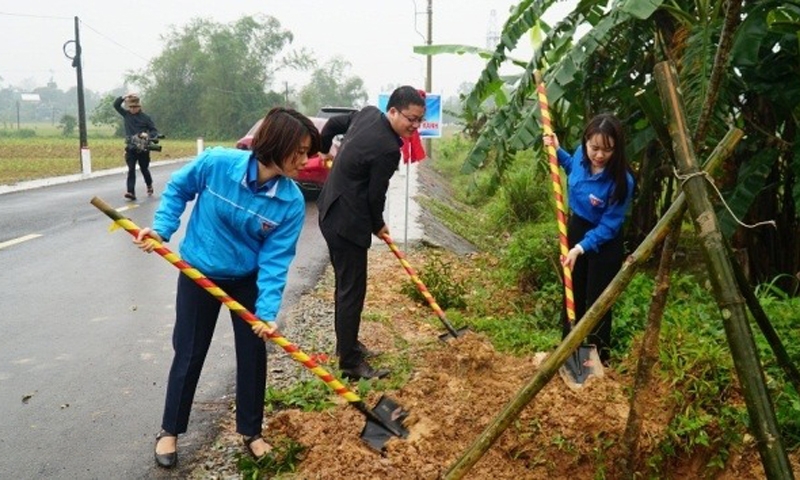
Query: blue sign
xmin=377 ymin=92 xmax=442 ymax=138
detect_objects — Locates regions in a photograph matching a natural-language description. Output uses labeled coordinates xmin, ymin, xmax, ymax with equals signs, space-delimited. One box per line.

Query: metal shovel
xmin=535 ymin=73 xmax=603 ymax=387
xmin=91 ymin=196 xmax=408 ymax=451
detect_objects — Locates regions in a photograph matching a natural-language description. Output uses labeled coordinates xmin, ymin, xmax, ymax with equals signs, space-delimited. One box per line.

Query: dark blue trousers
xmin=161 ymin=273 xmax=266 ymax=437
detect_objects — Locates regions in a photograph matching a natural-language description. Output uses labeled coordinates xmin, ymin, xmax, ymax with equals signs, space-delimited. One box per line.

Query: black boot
xmin=341 ymin=360 xmax=390 ymax=380
xmin=337 ymin=341 xmax=382 ymax=359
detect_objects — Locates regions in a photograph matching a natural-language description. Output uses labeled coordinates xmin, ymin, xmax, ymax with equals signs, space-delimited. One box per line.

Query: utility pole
xmin=424 ymin=0 xmax=433 ymax=159
xmin=63 ymin=16 xmax=91 ymax=174
xmin=487 ymin=10 xmax=500 ymax=48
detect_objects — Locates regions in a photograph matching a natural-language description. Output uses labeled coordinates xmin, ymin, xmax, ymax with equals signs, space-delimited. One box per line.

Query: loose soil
xmin=186 ymin=162 xmax=799 ymax=479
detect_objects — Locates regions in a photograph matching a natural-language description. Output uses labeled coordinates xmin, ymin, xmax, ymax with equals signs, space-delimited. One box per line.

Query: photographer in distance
xmin=114 ymin=93 xmax=160 ymax=201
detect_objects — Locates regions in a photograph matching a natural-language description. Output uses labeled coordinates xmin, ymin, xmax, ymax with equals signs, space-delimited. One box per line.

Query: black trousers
xmin=319 ymin=226 xmax=369 ymax=369
xmin=161 ymin=273 xmax=266 ymax=437
xmin=562 ymin=215 xmax=624 ymax=363
xmin=125 ymin=149 xmax=152 ymax=195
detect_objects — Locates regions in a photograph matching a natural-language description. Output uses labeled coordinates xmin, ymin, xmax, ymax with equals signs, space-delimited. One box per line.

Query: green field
xmin=0 ymin=124 xmax=235 ymax=185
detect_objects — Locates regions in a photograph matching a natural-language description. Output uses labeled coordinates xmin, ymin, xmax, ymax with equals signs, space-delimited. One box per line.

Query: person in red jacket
xmin=401 ymin=89 xmax=427 ymax=163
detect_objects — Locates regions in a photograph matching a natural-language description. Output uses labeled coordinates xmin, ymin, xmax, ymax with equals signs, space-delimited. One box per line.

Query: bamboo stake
xmin=727 ymin=242 xmax=800 ymax=394
xmin=443 ymin=127 xmax=744 ymax=480
xmin=620 ymin=227 xmax=681 ymax=479
xmin=654 ymin=61 xmax=793 ymax=480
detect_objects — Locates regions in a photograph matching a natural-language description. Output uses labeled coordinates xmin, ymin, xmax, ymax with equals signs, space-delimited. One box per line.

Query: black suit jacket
xmin=317 ymin=106 xmax=402 ymax=248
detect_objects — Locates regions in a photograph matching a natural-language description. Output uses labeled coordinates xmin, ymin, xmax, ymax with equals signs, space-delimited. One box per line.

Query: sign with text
xmin=377 ymin=92 xmax=441 ymax=138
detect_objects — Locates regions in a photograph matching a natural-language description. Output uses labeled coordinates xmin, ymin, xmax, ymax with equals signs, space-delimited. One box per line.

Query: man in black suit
xmin=317 ymin=86 xmax=426 ymax=380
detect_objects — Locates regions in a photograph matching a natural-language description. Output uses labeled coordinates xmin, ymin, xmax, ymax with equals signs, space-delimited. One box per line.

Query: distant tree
xmin=441 ymin=95 xmax=463 ymax=125
xmin=58 ymin=114 xmax=77 ymax=136
xmin=298 ymin=57 xmax=368 ymax=115
xmin=129 ymin=15 xmax=313 ymax=139
xmin=90 ymin=94 xmax=125 ymax=136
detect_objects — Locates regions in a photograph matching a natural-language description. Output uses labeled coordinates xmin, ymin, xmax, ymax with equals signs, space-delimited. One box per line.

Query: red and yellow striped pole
xmin=534 ymin=72 xmax=576 ymax=327
xmin=381 ymin=233 xmax=465 ymax=339
xmin=90 ymin=197 xmax=359 ymax=402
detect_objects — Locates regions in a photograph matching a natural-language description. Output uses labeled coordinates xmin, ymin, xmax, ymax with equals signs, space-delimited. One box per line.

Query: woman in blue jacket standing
xmin=133 ymin=107 xmax=320 ymax=468
xmin=544 ymin=113 xmax=635 ymax=365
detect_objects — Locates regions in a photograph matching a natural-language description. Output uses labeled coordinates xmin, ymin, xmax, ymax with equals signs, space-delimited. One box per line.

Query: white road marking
xmin=0 ymin=233 xmax=43 ymax=250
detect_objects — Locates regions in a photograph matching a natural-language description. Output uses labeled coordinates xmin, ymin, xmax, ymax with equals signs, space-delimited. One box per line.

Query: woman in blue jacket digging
xmin=544 ymin=113 xmax=635 ymax=366
xmin=133 ymin=107 xmax=320 ymax=469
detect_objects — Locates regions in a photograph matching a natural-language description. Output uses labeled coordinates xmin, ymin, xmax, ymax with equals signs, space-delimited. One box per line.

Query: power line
xmin=79 ymin=20 xmax=150 ymax=63
xmin=0 ymin=12 xmax=150 ymax=64
xmin=0 ymin=11 xmax=71 ymax=20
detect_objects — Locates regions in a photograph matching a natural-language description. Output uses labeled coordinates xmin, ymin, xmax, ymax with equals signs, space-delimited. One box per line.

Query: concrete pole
xmin=424 ymin=0 xmax=432 ymax=159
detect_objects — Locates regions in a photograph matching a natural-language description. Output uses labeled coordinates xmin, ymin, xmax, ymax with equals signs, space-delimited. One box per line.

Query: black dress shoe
xmin=337 ymin=341 xmax=382 ymax=359
xmin=356 ymin=341 xmax=382 ymax=359
xmin=154 ymin=430 xmax=177 ymax=469
xmin=341 ymin=361 xmax=390 ymax=380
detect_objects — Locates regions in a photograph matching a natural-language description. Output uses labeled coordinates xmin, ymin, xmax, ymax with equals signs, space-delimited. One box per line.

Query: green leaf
xmin=792 ymin=142 xmax=800 ymax=216
xmin=766 ymin=3 xmax=800 ymax=35
xmin=619 ymin=0 xmax=662 ymax=20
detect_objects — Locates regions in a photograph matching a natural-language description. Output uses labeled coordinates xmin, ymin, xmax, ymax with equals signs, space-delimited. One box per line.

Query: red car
xmin=235 ymin=108 xmax=355 ymax=192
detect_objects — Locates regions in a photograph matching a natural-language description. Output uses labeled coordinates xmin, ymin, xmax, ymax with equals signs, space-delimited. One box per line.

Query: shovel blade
xmin=438 ymin=326 xmax=470 ymax=342
xmin=559 ymin=345 xmax=604 ymax=389
xmin=359 ymin=395 xmax=409 ymax=451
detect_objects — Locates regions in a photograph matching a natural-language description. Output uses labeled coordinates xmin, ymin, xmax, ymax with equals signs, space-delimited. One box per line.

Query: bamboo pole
xmin=654 ymin=61 xmax=794 ymax=480
xmin=727 ymin=242 xmax=800 ymax=394
xmin=443 ymin=127 xmax=744 ymax=480
xmin=620 ymin=227 xmax=681 ymax=479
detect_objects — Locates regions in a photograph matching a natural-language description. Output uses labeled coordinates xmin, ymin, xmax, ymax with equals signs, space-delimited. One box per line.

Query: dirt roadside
xmin=180 ymin=161 xmax=800 ymax=479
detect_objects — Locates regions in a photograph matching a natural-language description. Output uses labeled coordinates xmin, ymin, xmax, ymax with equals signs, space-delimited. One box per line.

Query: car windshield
xmin=316 ymin=107 xmax=357 ymax=119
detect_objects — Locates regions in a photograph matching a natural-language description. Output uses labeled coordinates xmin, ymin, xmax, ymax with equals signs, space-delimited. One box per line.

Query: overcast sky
xmin=0 ymin=1 xmax=571 ymax=102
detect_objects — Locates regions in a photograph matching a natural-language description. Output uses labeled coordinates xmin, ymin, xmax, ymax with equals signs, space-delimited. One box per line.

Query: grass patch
xmin=0 ymin=127 xmax=235 ymax=185
xmin=417 ymin=196 xmax=498 ymax=251
xmin=236 ymin=436 xmax=305 ymax=479
xmin=471 ymin=312 xmax=561 ymax=355
xmin=265 ymin=380 xmax=337 ymax=413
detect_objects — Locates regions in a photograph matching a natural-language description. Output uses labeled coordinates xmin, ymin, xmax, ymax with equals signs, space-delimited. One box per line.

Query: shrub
xmin=487 ymin=153 xmax=552 ymax=229
xmin=400 ymin=252 xmax=467 ymax=310
xmin=58 ymin=114 xmax=77 ymax=137
xmin=0 ymin=128 xmax=37 ymax=138
xmin=502 ymin=221 xmax=560 ymax=294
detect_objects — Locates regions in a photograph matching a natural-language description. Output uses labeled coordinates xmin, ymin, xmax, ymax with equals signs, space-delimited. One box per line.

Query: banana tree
xmin=435 ymin=0 xmax=800 ymax=287
xmin=419 ymin=0 xmax=667 ymax=240
xmin=720 ymin=0 xmax=800 ymax=285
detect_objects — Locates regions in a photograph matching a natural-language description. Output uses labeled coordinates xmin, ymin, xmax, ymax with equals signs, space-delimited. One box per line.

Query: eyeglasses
xmin=398 ymin=111 xmax=424 ymax=125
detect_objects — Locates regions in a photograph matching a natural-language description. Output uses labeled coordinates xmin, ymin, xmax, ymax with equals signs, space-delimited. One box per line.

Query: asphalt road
xmin=0 ymin=162 xmax=330 ymax=478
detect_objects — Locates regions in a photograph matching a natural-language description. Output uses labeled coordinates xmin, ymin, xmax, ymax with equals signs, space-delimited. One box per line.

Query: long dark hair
xmin=581 ymin=113 xmax=630 ymax=204
xmin=251 ymin=107 xmax=321 ymax=169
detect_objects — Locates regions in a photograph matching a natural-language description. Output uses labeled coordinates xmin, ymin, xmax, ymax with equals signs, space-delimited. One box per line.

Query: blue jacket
xmin=152 ymin=147 xmax=306 ymax=321
xmin=557 ymin=145 xmax=634 ymax=253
